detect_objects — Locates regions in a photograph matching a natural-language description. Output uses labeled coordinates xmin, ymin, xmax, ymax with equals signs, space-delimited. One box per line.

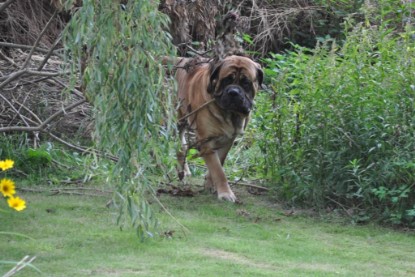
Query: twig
xmin=45 ymin=131 xmax=119 ymax=162
xmin=173 ymin=59 xmax=212 ymax=70
xmin=3 ymin=255 xmax=38 ymax=277
xmin=0 ymin=69 xmax=26 ymax=89
xmin=229 ymin=181 xmax=270 ymax=191
xmin=178 ymin=99 xmax=216 ymax=122
xmin=17 ymin=76 xmax=54 ymax=86
xmin=6 ymin=98 xmax=117 ymax=162
xmin=186 ymin=45 xmax=212 ymax=57
xmin=0 ymin=91 xmax=31 ymax=127
xmin=176 ymin=43 xmax=213 ymax=57
xmin=0 ymin=42 xmax=64 ymax=58
xmin=0 ymin=50 xmax=18 ymax=67
xmin=59 ymin=187 xmax=113 ymax=193
xmin=0 ymin=98 xmax=87 ymax=132
xmin=150 ymin=186 xmax=190 ymax=236
xmin=18 ymin=187 xmax=113 ymax=194
xmin=48 ymin=78 xmax=84 ymax=98
xmin=0 ymin=69 xmax=71 ymax=87
xmin=325 ymin=196 xmax=353 ymax=218
xmin=27 ymin=70 xmax=69 ymax=76
xmin=37 ymin=35 xmax=62 ymax=71
xmin=0 ymin=0 xmax=16 ymax=14
xmin=21 ymin=9 xmax=58 ymax=69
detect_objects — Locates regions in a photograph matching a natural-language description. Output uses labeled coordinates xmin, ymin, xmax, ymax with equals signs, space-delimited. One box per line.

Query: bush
xmin=254 ymin=11 xmax=415 ymax=226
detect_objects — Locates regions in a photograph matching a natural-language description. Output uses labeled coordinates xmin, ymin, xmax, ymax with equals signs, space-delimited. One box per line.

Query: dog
xmin=173 ymin=55 xmax=263 ymax=202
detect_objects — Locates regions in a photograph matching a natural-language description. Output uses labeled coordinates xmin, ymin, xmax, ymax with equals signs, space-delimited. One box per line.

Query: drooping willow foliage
xmin=63 ymin=0 xmax=177 ymax=238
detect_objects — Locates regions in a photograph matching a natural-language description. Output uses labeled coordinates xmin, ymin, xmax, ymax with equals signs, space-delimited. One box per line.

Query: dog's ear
xmin=207 ymin=62 xmax=223 ymax=94
xmin=256 ymin=64 xmax=264 ymax=89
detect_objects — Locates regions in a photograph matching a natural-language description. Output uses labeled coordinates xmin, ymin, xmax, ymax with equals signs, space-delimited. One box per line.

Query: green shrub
xmin=254 ymin=11 xmax=415 ymax=226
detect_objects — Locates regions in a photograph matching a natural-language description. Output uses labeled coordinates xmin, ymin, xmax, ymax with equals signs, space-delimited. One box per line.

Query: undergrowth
xmin=0 ymin=135 xmax=112 ymax=187
xmin=244 ymin=3 xmax=415 ymax=227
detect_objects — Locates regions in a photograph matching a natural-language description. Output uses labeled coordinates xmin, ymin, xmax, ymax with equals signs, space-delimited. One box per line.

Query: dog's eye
xmin=223 ymin=75 xmax=235 ymax=85
xmin=240 ymin=77 xmax=251 ymax=86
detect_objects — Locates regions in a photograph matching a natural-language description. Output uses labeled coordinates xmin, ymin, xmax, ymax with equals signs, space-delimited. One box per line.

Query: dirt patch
xmin=202 ymin=248 xmax=278 ymax=270
xmin=202 ymin=248 xmax=344 ymax=274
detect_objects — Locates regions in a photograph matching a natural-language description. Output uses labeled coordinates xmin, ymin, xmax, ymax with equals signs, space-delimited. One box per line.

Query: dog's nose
xmin=226 ymin=87 xmax=241 ymax=97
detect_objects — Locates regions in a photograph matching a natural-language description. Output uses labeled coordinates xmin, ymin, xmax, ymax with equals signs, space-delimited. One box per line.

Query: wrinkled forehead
xmin=218 ymin=59 xmax=257 ymax=79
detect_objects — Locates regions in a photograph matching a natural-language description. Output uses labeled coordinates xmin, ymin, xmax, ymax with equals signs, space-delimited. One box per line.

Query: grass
xmin=1 ymin=183 xmax=414 ymax=277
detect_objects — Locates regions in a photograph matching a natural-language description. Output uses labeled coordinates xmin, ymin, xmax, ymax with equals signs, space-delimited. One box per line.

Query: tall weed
xmin=254 ymin=15 xmax=415 ymax=226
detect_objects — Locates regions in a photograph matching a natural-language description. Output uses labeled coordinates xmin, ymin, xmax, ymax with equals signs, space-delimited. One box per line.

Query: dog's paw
xmin=218 ymin=191 xmax=237 ymax=202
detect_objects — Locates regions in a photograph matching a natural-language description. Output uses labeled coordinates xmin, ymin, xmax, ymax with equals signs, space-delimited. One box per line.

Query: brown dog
xmin=174 ymin=55 xmax=263 ymax=202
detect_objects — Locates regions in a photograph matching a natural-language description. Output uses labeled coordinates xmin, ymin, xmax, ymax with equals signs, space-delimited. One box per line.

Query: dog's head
xmin=207 ymin=56 xmax=263 ymax=115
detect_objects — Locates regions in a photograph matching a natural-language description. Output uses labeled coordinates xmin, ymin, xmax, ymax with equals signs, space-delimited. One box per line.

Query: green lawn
xmin=1 ymin=186 xmax=414 ymax=277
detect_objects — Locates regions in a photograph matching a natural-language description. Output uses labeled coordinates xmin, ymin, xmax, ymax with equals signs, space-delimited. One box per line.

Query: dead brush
xmin=244 ymin=0 xmax=322 ymax=55
xmin=0 ymin=0 xmax=65 ymax=47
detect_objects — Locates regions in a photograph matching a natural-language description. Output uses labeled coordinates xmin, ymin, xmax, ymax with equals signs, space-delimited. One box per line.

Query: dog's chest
xmin=229 ymin=113 xmax=246 ymax=135
xmin=215 ymin=111 xmax=246 ymax=140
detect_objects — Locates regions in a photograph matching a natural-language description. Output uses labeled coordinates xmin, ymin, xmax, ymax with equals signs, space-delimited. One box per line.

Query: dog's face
xmin=207 ymin=56 xmax=263 ymax=115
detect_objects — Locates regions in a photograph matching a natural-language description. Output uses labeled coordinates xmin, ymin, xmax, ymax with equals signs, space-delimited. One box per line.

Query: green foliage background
xmin=63 ymin=0 xmax=176 ymax=238
xmin=246 ymin=1 xmax=415 ymax=226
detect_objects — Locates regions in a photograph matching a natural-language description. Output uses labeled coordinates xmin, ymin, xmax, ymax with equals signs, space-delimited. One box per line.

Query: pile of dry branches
xmin=0 ymin=0 xmax=92 ymax=151
xmin=160 ymin=0 xmax=340 ymax=56
xmin=0 ymin=0 xmax=65 ymax=47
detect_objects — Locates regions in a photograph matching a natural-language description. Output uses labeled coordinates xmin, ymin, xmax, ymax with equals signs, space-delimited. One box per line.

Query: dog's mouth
xmin=214 ymin=85 xmax=252 ymax=115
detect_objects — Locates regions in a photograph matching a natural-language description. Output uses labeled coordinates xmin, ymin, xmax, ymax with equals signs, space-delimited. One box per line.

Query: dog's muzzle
xmin=216 ymin=85 xmax=252 ymax=115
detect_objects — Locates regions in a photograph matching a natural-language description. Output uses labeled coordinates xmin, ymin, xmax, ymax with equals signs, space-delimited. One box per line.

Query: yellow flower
xmin=7 ymin=196 xmax=26 ymax=211
xmin=0 ymin=159 xmax=14 ymax=171
xmin=0 ymin=178 xmax=16 ymax=197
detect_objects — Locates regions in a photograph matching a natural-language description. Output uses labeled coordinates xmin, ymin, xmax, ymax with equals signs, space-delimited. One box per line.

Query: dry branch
xmin=2 ymin=255 xmax=37 ymax=277
xmin=18 ymin=187 xmax=113 ymax=196
xmin=0 ymin=49 xmax=17 ymax=67
xmin=0 ymin=70 xmax=26 ymax=89
xmin=46 ymin=131 xmax=119 ymax=162
xmin=0 ymin=98 xmax=86 ymax=132
xmin=0 ymin=69 xmax=70 ymax=84
xmin=21 ymin=9 xmax=58 ymax=69
xmin=0 ymin=0 xmax=16 ymax=14
xmin=230 ymin=181 xmax=270 ymax=191
xmin=38 ymin=35 xmax=62 ymax=71
xmin=0 ymin=42 xmax=63 ymax=58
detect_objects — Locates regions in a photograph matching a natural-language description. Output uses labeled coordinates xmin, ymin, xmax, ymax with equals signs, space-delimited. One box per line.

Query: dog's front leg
xmin=177 ymin=127 xmax=191 ymax=180
xmin=203 ymin=151 xmax=236 ymax=202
